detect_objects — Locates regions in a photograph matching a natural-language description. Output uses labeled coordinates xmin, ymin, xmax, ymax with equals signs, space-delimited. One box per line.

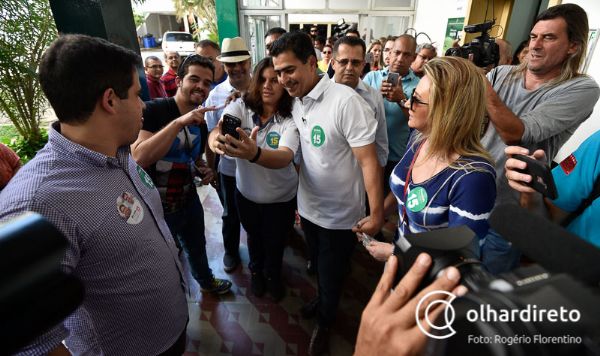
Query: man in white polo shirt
xmin=271 ymin=31 xmax=384 ymax=356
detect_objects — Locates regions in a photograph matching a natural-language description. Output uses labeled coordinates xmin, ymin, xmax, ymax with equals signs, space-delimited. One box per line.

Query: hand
xmin=225 ymin=90 xmax=242 ymax=106
xmin=354 ymin=254 xmax=467 ymax=356
xmin=210 ymin=119 xmax=227 ymax=155
xmin=195 ymin=165 xmax=215 ymax=185
xmin=504 ymin=146 xmax=546 ymax=194
xmin=224 ymin=127 xmax=260 ymax=160
xmin=353 ymin=215 xmax=384 ymax=237
xmin=380 ymin=80 xmax=405 ymax=103
xmin=176 ymin=105 xmax=217 ymax=127
xmin=365 ymin=241 xmax=394 ymax=262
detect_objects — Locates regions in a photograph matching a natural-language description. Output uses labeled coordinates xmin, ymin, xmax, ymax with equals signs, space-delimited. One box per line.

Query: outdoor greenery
xmin=0 ymin=0 xmax=56 ymax=160
xmin=173 ymin=0 xmax=218 ymax=42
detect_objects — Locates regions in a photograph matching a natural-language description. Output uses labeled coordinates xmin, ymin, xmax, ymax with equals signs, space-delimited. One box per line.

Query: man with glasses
xmin=205 ymin=37 xmax=252 ymax=273
xmin=363 ymin=34 xmax=419 ymax=195
xmin=265 ymin=27 xmax=286 ymax=56
xmin=132 ymin=54 xmax=232 ymax=295
xmin=161 ymin=51 xmax=180 ymax=97
xmin=144 ymin=55 xmax=167 ymax=99
xmin=382 ymin=36 xmax=396 ymax=67
xmin=332 ymin=36 xmax=388 ymax=169
xmin=271 ymin=31 xmax=383 ymax=355
xmin=410 ymin=43 xmax=437 ymax=78
xmin=195 ymin=40 xmax=227 ymax=88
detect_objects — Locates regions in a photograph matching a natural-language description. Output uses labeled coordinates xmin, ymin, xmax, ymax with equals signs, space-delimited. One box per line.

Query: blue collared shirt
xmin=363 ymin=68 xmax=420 ymax=161
xmin=0 ymin=123 xmax=188 ymax=355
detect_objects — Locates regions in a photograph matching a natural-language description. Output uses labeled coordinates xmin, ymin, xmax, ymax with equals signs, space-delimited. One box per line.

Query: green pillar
xmin=48 ymin=0 xmax=148 ymax=99
xmin=216 ymin=0 xmax=240 ymax=45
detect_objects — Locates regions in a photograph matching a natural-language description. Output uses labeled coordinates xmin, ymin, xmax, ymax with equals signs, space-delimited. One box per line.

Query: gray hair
xmin=416 ymin=43 xmax=437 ymax=56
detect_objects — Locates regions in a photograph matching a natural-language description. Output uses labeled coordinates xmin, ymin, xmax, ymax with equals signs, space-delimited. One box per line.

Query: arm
xmin=352 ymin=143 xmax=384 ymax=236
xmin=485 ymin=79 xmax=525 ymax=145
xmin=223 ymin=126 xmax=294 ymax=169
xmin=131 ymin=106 xmax=215 ymax=168
xmin=48 ymin=344 xmax=71 ymax=356
xmin=354 ymin=253 xmax=465 ymax=356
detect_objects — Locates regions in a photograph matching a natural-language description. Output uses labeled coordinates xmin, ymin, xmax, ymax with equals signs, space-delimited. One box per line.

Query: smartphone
xmin=387 ymin=72 xmax=400 ymax=87
xmin=222 ymin=114 xmax=241 ymax=140
xmin=513 ymin=154 xmax=558 ymax=200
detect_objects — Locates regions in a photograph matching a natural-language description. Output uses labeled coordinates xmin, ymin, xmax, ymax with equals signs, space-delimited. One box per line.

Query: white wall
xmin=555 ymin=0 xmax=600 ymax=161
xmin=413 ymin=0 xmax=467 ymax=49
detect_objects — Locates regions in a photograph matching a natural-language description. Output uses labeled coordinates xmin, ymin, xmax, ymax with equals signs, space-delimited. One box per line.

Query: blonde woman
xmin=317 ymin=44 xmax=332 ymax=72
xmin=359 ymin=56 xmax=496 ymax=261
xmin=367 ymin=40 xmax=384 ymax=71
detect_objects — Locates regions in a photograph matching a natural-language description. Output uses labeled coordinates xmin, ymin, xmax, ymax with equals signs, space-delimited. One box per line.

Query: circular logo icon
xmin=266 ymin=131 xmax=281 ymax=149
xmin=311 ymin=125 xmax=325 ymax=147
xmin=137 ymin=165 xmax=155 ymax=189
xmin=416 ymin=290 xmax=457 ymax=339
xmin=116 ymin=191 xmax=144 ymax=225
xmin=406 ymin=186 xmax=428 ymax=212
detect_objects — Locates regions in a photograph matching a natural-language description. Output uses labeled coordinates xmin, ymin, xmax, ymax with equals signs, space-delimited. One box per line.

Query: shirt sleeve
xmin=278 ymin=119 xmax=300 ymax=155
xmin=141 ymin=99 xmax=168 ymax=133
xmin=205 ymin=91 xmax=220 ymax=132
xmin=552 ymin=131 xmax=600 ymax=212
xmin=338 ymin=93 xmax=376 ymax=147
xmin=519 ymin=78 xmax=600 ymax=145
xmin=447 ymin=167 xmax=497 ymax=238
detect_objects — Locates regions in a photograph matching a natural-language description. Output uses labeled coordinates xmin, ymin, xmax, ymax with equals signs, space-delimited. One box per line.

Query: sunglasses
xmin=402 ymin=88 xmax=429 ymax=111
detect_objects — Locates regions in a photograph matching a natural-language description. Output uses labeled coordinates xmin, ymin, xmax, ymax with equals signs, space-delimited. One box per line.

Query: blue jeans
xmin=480 ymin=228 xmax=521 ymax=275
xmin=164 ymin=193 xmax=213 ymax=287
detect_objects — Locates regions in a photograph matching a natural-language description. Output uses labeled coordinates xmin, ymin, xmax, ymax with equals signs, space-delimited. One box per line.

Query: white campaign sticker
xmin=116 ymin=191 xmax=144 ymax=225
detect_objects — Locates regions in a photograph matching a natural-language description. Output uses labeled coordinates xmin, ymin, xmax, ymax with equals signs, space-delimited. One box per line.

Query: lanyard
xmin=402 ymin=140 xmax=426 ymax=226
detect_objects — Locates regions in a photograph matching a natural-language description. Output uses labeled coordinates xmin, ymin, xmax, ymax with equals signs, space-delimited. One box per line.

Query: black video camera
xmin=445 ymin=20 xmax=499 ymax=68
xmin=332 ymin=18 xmax=357 ymax=39
xmin=395 ymin=206 xmax=600 ymax=355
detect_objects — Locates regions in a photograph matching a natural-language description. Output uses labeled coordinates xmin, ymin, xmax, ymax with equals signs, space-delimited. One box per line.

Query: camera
xmin=445 ymin=20 xmax=499 ymax=68
xmin=395 ymin=206 xmax=600 ymax=355
xmin=332 ymin=18 xmax=357 ymax=39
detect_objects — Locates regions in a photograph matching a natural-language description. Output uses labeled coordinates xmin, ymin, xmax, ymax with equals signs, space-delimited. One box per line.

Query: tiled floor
xmin=178 ymin=186 xmax=384 ymax=356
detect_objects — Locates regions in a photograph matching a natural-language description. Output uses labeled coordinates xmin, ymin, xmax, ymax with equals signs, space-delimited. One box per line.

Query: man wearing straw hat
xmin=205 ymin=37 xmax=252 ymax=273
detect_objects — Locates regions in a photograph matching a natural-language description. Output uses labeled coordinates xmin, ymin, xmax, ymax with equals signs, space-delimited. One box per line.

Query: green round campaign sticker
xmin=311 ymin=125 xmax=325 ymax=147
xmin=406 ymin=186 xmax=428 ymax=212
xmin=137 ymin=165 xmax=155 ymax=189
xmin=266 ymin=132 xmax=280 ymax=149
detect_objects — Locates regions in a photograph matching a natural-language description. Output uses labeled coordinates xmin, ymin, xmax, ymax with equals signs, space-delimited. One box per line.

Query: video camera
xmin=332 ymin=18 xmax=357 ymax=39
xmin=396 ymin=205 xmax=600 ymax=355
xmin=445 ymin=20 xmax=499 ymax=68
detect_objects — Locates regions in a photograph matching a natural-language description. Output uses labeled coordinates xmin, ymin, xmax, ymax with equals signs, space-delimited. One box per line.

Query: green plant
xmin=0 ymin=0 xmax=57 ymax=144
xmin=7 ymin=127 xmax=48 ymax=164
xmin=0 ymin=125 xmax=19 ymax=145
xmin=173 ymin=0 xmax=218 ymax=42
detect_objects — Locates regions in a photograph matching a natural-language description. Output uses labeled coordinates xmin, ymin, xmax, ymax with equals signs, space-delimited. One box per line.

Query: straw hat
xmin=217 ymin=37 xmax=251 ymax=63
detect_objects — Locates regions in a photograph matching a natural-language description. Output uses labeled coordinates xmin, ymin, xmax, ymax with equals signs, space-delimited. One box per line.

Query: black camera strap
xmin=561 ymin=174 xmax=600 ymax=228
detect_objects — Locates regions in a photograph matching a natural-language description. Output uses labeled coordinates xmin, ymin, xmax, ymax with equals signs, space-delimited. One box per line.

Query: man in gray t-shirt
xmin=480 ymin=3 xmax=600 ymax=274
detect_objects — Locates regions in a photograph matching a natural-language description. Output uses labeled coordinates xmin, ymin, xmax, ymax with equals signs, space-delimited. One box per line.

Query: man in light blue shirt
xmin=363 ymin=34 xmax=419 ymax=193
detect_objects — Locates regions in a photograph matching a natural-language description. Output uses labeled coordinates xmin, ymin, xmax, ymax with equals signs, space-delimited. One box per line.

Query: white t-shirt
xmin=293 ymin=75 xmax=377 ymax=229
xmin=224 ymin=100 xmax=299 ymax=204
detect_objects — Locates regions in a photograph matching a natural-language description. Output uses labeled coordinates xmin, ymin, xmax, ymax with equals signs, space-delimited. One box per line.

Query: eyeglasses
xmin=334 ymin=58 xmax=363 ymax=67
xmin=147 ymin=65 xmax=163 ymax=69
xmin=402 ymin=89 xmax=429 ymax=111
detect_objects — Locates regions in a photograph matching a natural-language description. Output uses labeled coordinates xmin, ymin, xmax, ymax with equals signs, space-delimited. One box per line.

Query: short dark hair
xmin=177 ymin=55 xmax=215 ymax=79
xmin=196 ymin=39 xmax=220 ymax=52
xmin=38 ymin=34 xmax=140 ymax=124
xmin=333 ymin=36 xmax=366 ymax=57
xmin=346 ymin=29 xmax=360 ymax=37
xmin=144 ymin=56 xmax=161 ymax=67
xmin=315 ymin=36 xmax=326 ymax=45
xmin=265 ymin=27 xmax=287 ymax=39
xmin=244 ymin=57 xmax=293 ymax=118
xmin=270 ymin=31 xmax=315 ymax=64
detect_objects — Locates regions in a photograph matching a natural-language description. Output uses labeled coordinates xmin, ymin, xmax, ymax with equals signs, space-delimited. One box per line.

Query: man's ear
xmin=175 ymin=76 xmax=182 ymax=87
xmin=567 ymin=41 xmax=579 ymax=56
xmin=100 ymin=88 xmax=118 ymax=115
xmin=309 ymin=55 xmax=317 ymax=69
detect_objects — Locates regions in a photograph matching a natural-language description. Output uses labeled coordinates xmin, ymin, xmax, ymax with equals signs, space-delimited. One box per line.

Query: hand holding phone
xmin=513 ymin=154 xmax=558 ymax=199
xmin=360 ymin=232 xmax=373 ymax=247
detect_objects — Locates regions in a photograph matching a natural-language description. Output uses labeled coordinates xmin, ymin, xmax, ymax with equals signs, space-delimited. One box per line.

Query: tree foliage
xmin=173 ymin=0 xmax=218 ymax=42
xmin=0 ymin=0 xmax=57 ymax=143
